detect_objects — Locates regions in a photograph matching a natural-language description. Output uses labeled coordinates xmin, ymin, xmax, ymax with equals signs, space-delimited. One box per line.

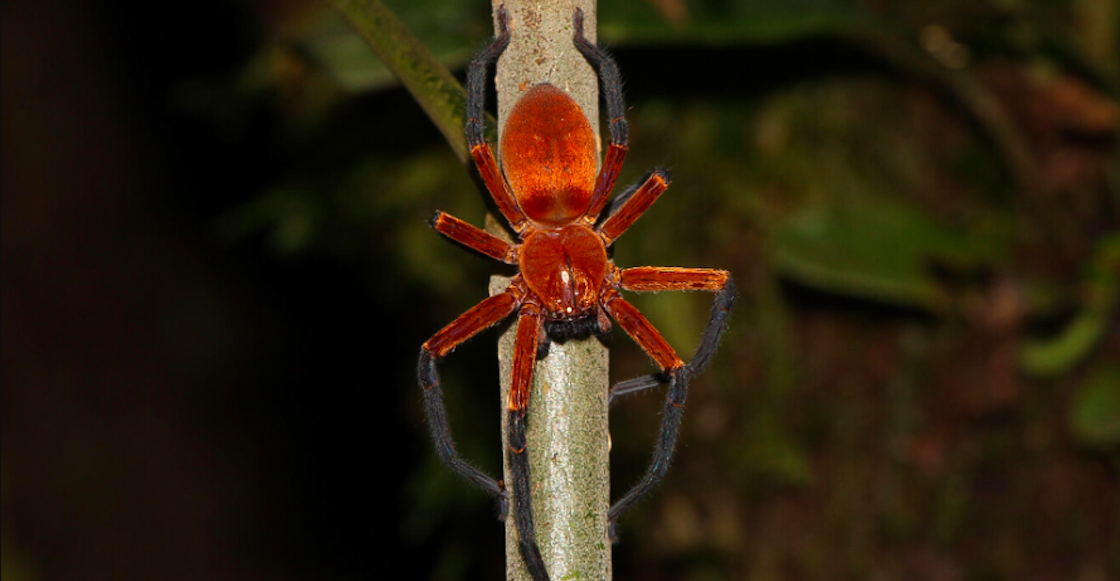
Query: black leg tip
xmin=417 ymin=347 xmax=435 ymax=387
xmin=496 ymin=490 xmax=510 ymax=522
xmin=496 ymin=4 xmax=511 ymax=37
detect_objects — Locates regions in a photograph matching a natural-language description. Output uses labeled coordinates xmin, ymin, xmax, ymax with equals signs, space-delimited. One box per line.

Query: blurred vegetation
xmin=5 ymin=0 xmax=1117 ymax=580
xmin=184 ymin=0 xmax=1120 ymax=579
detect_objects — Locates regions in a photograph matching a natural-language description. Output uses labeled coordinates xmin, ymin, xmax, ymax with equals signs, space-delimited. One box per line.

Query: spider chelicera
xmin=416 ymin=6 xmax=736 ymax=580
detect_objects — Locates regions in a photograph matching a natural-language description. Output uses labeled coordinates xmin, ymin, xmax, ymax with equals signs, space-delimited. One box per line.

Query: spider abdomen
xmin=500 ymin=84 xmax=598 ymax=226
xmin=520 ymin=225 xmax=608 ymax=320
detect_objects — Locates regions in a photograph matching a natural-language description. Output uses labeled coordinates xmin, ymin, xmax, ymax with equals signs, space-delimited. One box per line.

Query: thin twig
xmin=486 ymin=1 xmax=612 ymax=580
xmin=332 ymin=0 xmax=471 ymax=161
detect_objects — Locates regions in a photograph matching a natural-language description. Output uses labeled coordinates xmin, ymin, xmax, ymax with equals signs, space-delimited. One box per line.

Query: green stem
xmin=331 ymin=0 xmax=470 ymax=161
xmin=488 ymin=1 xmax=611 ymax=580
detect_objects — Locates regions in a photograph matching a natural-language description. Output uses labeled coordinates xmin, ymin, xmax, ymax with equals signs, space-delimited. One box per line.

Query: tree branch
xmin=332 ymin=0 xmax=471 ymax=162
xmin=486 ymin=1 xmax=612 ymax=580
xmin=335 ymin=0 xmax=610 ymax=575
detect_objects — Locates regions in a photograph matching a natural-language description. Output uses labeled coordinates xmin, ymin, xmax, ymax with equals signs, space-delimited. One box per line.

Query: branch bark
xmin=486 ymin=1 xmax=612 ymax=580
xmin=332 ymin=0 xmax=472 ymax=161
xmin=334 ymin=0 xmax=610 ymax=575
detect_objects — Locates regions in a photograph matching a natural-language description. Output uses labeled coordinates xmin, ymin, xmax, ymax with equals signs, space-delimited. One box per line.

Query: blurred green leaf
xmin=1019 ymin=311 xmax=1111 ymax=376
xmin=771 ymin=197 xmax=1010 ymax=311
xmin=216 ymin=188 xmax=321 ymax=253
xmin=1069 ymin=365 xmax=1120 ymax=449
xmin=746 ymin=420 xmax=816 ymax=487
xmin=301 ymin=11 xmax=403 ymax=91
xmin=332 ymin=0 xmax=471 ymax=161
xmin=304 ymin=2 xmax=487 ymax=93
xmin=601 ymin=4 xmax=876 ymax=46
xmin=1020 ymin=232 xmax=1120 ymax=376
xmin=0 ymin=540 xmax=35 ymax=581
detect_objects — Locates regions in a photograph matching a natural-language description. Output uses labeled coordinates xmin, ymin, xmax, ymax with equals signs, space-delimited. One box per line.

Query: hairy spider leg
xmin=609 ymin=268 xmax=737 ymax=402
xmin=417 ymin=289 xmax=522 ymax=512
xmin=602 ymin=270 xmax=737 ymax=540
xmin=504 ymin=304 xmax=550 ymax=581
xmin=572 ymin=7 xmax=629 ymax=220
xmin=598 ymin=168 xmax=671 ymax=245
xmin=602 ymin=289 xmax=685 ymax=373
xmin=424 ymin=219 xmax=555 ymax=581
xmin=430 ymin=211 xmax=517 ymax=264
xmin=466 ymin=5 xmax=527 ymax=233
xmin=577 ymin=4 xmax=738 ymax=542
xmin=587 ymin=148 xmax=734 ymax=539
xmin=421 ymin=4 xmax=737 ymax=575
xmin=621 ymin=267 xmax=737 ymax=374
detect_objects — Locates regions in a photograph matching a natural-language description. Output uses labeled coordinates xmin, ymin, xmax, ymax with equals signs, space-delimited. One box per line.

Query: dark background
xmin=3 ymin=1 xmax=1118 ymax=580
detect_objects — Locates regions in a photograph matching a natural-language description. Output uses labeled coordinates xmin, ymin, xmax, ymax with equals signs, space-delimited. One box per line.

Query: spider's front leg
xmin=505 ymin=304 xmax=550 ymax=581
xmin=418 ymin=288 xmax=521 ymax=514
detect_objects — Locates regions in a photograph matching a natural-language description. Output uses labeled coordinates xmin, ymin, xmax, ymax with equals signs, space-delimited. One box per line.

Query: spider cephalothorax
xmin=417 ymin=6 xmax=736 ymax=581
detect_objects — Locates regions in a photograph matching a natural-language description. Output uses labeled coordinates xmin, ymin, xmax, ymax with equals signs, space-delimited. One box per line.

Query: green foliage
xmin=183 ymin=0 xmax=1120 ymax=579
xmin=1069 ymin=365 xmax=1120 ymax=449
xmin=1020 ymin=233 xmax=1120 ymax=376
xmin=773 ymin=197 xmax=1011 ymax=311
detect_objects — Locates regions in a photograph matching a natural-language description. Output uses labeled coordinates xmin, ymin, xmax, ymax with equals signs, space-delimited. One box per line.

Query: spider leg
xmin=418 ymin=289 xmax=521 ymax=516
xmin=602 ymin=289 xmax=684 ymax=372
xmin=607 ymin=374 xmax=666 ymax=405
xmin=466 ymin=5 xmax=528 ymax=233
xmin=608 ymin=267 xmax=736 ymax=403
xmin=430 ymin=211 xmax=517 ymax=264
xmin=598 ymin=179 xmax=640 ymax=228
xmin=598 ymin=168 xmax=671 ymax=245
xmin=600 ymin=269 xmax=736 ymax=541
xmin=505 ymin=305 xmax=550 ymax=581
xmin=600 ymin=288 xmax=684 ymax=540
xmin=622 ymin=267 xmax=737 ymax=372
xmin=572 ymin=7 xmax=630 ymax=221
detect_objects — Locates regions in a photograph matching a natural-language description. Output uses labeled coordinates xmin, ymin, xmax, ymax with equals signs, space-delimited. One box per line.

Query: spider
xmin=416 ymin=6 xmax=736 ymax=580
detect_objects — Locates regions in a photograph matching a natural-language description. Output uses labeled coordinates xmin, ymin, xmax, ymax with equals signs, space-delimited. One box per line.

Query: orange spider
xmin=416 ymin=7 xmax=736 ymax=580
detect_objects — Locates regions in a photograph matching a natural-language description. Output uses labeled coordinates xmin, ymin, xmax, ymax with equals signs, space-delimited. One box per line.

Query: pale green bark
xmin=487 ymin=1 xmax=612 ymax=580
